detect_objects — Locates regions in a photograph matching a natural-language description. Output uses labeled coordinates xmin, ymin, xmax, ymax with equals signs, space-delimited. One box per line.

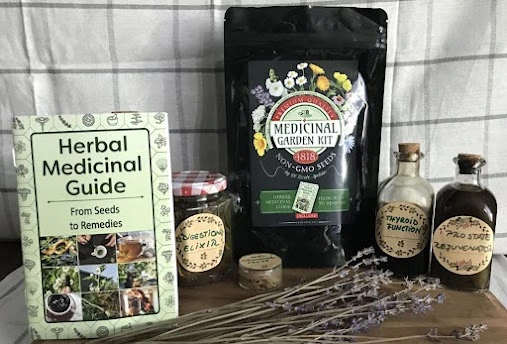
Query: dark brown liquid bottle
xmin=430 ymin=154 xmax=497 ymax=292
xmin=375 ymin=143 xmax=434 ymax=278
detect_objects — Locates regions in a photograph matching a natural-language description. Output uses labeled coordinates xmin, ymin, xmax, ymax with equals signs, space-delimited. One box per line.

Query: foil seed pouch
xmin=225 ymin=6 xmax=388 ymax=267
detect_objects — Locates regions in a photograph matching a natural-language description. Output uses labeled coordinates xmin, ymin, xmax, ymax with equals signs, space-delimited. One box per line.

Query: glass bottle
xmin=377 ymin=152 xmax=398 ymax=197
xmin=375 ymin=143 xmax=434 ymax=277
xmin=430 ymin=154 xmax=496 ymax=291
xmin=377 ymin=173 xmax=394 ymax=198
xmin=172 ymin=171 xmax=234 ymax=286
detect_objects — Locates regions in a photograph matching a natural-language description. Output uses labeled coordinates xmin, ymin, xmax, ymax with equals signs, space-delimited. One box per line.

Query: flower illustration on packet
xmin=250 ymin=62 xmax=360 ymax=157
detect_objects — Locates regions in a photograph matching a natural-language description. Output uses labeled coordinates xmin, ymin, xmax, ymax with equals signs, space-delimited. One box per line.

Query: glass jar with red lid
xmin=172 ymin=171 xmax=234 ymax=286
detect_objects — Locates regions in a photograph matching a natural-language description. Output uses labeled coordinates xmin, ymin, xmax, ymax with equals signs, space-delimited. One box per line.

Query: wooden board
xmin=40 ymin=268 xmax=507 ymax=344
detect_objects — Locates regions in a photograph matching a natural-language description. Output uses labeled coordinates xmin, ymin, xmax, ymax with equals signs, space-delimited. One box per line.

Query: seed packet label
xmin=432 ymin=216 xmax=494 ymax=275
xmin=175 ymin=214 xmax=225 ymax=272
xmin=375 ymin=202 xmax=430 ymax=258
xmin=247 ymin=60 xmax=362 ymax=227
xmin=12 ymin=113 xmax=179 ymax=340
xmin=292 ymin=182 xmax=319 ymax=214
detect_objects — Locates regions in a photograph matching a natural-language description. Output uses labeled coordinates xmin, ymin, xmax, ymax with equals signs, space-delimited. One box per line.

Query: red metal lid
xmin=172 ymin=170 xmax=227 ymax=197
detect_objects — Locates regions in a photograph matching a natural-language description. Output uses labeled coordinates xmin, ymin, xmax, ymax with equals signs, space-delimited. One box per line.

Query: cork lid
xmin=398 ymin=143 xmax=420 ymax=154
xmin=397 ymin=143 xmax=421 ymax=162
xmin=457 ymin=153 xmax=483 ymax=162
xmin=455 ymin=153 xmax=486 ymax=172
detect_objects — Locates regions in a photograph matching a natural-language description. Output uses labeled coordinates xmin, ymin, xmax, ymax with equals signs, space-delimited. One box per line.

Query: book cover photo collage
xmin=39 ymin=231 xmax=160 ymax=322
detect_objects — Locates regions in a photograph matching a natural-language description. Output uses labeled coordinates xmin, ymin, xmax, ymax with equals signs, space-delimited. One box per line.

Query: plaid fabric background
xmin=0 ymin=0 xmax=506 ymax=252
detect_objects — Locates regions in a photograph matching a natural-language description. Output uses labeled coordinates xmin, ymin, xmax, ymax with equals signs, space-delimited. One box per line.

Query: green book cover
xmin=12 ymin=112 xmax=178 ymax=340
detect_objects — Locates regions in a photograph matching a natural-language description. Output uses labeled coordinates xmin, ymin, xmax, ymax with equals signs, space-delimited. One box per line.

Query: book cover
xmin=12 ymin=112 xmax=178 ymax=340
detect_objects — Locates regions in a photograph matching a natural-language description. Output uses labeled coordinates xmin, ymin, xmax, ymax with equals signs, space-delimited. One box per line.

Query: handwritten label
xmin=432 ymin=216 xmax=494 ymax=276
xmin=175 ymin=214 xmax=225 ymax=272
xmin=375 ymin=202 xmax=430 ymax=258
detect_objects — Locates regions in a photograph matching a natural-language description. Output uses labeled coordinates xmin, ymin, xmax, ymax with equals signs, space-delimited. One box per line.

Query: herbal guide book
xmin=12 ymin=112 xmax=178 ymax=340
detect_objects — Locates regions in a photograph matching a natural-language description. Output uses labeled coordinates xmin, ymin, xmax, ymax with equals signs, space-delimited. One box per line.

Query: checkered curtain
xmin=1 ymin=0 xmax=506 ymax=252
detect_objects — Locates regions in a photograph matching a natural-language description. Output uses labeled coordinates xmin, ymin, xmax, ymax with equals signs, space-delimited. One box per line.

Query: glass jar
xmin=375 ymin=143 xmax=434 ymax=277
xmin=172 ymin=171 xmax=234 ymax=286
xmin=238 ymin=253 xmax=282 ymax=292
xmin=430 ymin=154 xmax=497 ymax=291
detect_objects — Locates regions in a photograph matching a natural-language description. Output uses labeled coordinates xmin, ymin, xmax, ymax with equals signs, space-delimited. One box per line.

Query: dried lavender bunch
xmin=88 ymin=248 xmax=487 ymax=344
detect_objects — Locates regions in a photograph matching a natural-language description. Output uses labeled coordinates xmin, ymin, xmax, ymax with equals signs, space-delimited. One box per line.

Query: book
xmin=12 ymin=112 xmax=178 ymax=340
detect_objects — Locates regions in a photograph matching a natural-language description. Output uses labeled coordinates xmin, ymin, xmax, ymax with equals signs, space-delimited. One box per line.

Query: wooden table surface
xmin=41 ymin=268 xmax=507 ymax=344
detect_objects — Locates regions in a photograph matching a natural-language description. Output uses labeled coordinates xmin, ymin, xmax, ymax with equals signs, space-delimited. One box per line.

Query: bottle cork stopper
xmin=458 ymin=153 xmax=483 ymax=162
xmin=455 ymin=153 xmax=485 ymax=172
xmin=398 ymin=143 xmax=420 ymax=154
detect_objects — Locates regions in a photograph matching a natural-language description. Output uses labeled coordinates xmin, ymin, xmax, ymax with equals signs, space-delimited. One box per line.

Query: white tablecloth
xmin=2 ymin=256 xmax=507 ymax=344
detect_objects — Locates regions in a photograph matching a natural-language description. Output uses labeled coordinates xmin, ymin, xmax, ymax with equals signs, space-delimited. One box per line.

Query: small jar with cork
xmin=375 ymin=143 xmax=434 ymax=277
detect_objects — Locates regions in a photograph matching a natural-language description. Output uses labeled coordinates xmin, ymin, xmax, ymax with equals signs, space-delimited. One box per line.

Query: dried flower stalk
xmin=88 ymin=248 xmax=487 ymax=343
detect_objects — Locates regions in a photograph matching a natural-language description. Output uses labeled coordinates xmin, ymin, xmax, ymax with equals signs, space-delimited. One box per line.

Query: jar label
xmin=375 ymin=202 xmax=430 ymax=258
xmin=175 ymin=214 xmax=225 ymax=273
xmin=432 ymin=216 xmax=494 ymax=276
xmin=239 ymin=253 xmax=282 ymax=271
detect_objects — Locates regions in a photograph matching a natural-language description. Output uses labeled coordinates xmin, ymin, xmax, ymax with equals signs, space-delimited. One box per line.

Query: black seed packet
xmin=225 ymin=6 xmax=388 ymax=267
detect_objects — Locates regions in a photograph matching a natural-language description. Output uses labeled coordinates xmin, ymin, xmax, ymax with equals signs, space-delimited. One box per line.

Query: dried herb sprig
xmin=88 ymin=248 xmax=487 ymax=343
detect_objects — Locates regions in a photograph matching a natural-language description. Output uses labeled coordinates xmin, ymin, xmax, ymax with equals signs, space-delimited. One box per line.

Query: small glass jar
xmin=238 ymin=253 xmax=282 ymax=292
xmin=172 ymin=171 xmax=234 ymax=286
